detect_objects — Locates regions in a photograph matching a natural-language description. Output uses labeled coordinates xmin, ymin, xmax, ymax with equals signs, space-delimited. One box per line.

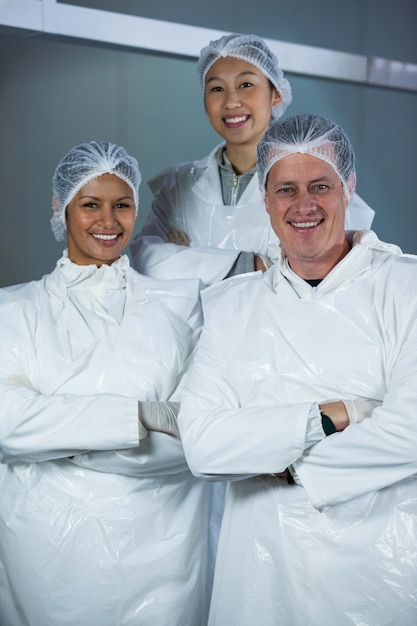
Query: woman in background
xmin=130 ymin=33 xmax=374 ymax=285
xmin=0 ymin=141 xmax=215 ymax=626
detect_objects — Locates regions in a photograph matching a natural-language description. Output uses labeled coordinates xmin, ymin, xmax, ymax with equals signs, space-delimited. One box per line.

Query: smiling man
xmin=178 ymin=114 xmax=417 ymax=625
xmin=264 ymin=152 xmax=350 ymax=278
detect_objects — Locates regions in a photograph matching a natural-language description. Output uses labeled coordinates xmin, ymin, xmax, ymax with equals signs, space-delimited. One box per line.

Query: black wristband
xmin=321 ymin=412 xmax=337 ymax=436
xmin=287 ymin=470 xmax=295 ymax=485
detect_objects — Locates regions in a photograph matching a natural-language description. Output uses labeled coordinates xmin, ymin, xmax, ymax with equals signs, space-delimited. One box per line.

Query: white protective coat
xmin=130 ymin=145 xmax=375 ymax=285
xmin=0 ymin=254 xmax=216 ymax=626
xmin=179 ymin=231 xmax=417 ymax=626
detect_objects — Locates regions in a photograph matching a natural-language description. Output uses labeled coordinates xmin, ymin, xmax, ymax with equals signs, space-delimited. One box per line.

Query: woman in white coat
xmin=130 ymin=34 xmax=375 ymax=285
xmin=0 ymin=141 xmax=215 ymax=626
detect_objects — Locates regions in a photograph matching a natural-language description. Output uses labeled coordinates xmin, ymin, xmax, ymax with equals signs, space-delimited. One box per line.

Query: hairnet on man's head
xmin=257 ymin=113 xmax=356 ymax=200
xmin=197 ymin=33 xmax=292 ymax=121
xmin=51 ymin=141 xmax=141 ymax=241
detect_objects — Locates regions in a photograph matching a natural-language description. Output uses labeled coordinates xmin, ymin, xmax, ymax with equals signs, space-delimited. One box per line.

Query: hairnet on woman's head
xmin=51 ymin=141 xmax=141 ymax=241
xmin=197 ymin=33 xmax=292 ymax=121
xmin=257 ymin=113 xmax=356 ymax=200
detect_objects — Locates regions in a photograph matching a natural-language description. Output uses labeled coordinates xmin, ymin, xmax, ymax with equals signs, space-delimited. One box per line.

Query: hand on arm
xmin=226 ymin=251 xmax=273 ymax=278
xmin=319 ymin=399 xmax=382 ymax=433
xmin=284 ymin=398 xmax=382 ymax=486
xmin=167 ymin=228 xmax=190 ymax=246
xmin=254 ymin=254 xmax=273 ymax=272
xmin=138 ymin=401 xmax=180 ymax=439
xmin=341 ymin=399 xmax=382 ymax=424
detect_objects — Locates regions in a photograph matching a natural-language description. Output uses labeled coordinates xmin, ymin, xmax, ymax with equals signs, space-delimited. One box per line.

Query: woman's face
xmin=66 ymin=173 xmax=136 ymax=267
xmin=204 ymin=57 xmax=281 ymax=151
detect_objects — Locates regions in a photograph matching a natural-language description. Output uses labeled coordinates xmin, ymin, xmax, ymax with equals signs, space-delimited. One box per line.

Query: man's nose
xmin=293 ymin=189 xmax=317 ymax=212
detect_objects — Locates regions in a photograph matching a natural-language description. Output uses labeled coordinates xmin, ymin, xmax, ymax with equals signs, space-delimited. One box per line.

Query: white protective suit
xmin=0 ymin=254 xmax=216 ymax=626
xmin=130 ymin=145 xmax=375 ymax=285
xmin=178 ymin=231 xmax=417 ymax=626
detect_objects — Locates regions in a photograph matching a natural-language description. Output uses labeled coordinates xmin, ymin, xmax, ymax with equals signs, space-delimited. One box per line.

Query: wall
xmin=0 ymin=0 xmax=416 ymax=286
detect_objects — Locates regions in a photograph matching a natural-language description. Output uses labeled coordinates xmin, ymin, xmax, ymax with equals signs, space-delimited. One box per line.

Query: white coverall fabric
xmin=178 ymin=231 xmax=417 ymax=626
xmin=0 ymin=254 xmax=215 ymax=626
xmin=130 ymin=145 xmax=375 ymax=285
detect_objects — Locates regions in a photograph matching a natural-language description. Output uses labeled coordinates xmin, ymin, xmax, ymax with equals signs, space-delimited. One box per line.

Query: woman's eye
xmin=240 ymin=82 xmax=253 ymax=89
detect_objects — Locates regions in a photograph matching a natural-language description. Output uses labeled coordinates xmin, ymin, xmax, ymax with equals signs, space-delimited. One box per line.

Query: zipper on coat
xmin=230 ymin=174 xmax=240 ymax=205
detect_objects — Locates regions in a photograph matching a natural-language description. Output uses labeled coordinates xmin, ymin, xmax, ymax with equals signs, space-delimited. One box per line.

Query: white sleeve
xmin=69 ymin=432 xmax=190 ymax=477
xmin=0 ymin=377 xmax=139 ymax=463
xmin=292 ymin=311 xmax=417 ymax=510
xmin=178 ymin=319 xmax=317 ymax=480
xmin=0 ymin=362 xmax=191 ymax=475
xmin=130 ymin=179 xmax=239 ymax=285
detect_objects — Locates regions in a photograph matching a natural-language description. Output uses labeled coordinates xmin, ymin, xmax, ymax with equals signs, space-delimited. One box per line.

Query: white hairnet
xmin=257 ymin=113 xmax=356 ymax=201
xmin=51 ymin=141 xmax=141 ymax=241
xmin=197 ymin=33 xmax=292 ymax=121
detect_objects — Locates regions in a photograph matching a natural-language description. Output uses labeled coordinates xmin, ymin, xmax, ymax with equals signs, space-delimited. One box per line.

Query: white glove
xmin=342 ymin=399 xmax=382 ymax=424
xmin=138 ymin=401 xmax=180 ymax=439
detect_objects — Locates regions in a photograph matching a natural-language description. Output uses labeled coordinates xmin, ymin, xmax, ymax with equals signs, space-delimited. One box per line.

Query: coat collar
xmin=264 ymin=230 xmax=402 ymax=297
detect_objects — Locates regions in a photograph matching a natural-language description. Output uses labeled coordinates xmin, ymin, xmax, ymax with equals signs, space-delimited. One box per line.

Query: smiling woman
xmin=0 ymin=140 xmax=217 ymax=626
xmin=66 ymin=173 xmax=136 ymax=266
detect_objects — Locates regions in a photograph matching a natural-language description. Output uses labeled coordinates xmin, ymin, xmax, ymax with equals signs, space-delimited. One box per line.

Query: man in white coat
xmin=178 ymin=114 xmax=417 ymax=626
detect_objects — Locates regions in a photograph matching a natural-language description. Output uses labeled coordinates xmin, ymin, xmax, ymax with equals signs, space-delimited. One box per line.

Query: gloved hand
xmin=342 ymin=399 xmax=382 ymax=424
xmin=167 ymin=228 xmax=190 ymax=246
xmin=138 ymin=401 xmax=181 ymax=439
xmin=254 ymin=254 xmax=273 ymax=272
xmin=288 ymin=398 xmax=383 ymax=487
xmin=319 ymin=398 xmax=383 ymax=432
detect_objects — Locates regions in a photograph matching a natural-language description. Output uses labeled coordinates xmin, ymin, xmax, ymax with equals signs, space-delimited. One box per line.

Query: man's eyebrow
xmin=271 ymin=176 xmax=335 ymax=186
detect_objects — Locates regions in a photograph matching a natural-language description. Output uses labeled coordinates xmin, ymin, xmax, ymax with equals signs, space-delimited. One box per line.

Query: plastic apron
xmin=179 ymin=232 xmax=417 ymax=626
xmin=0 ymin=256 xmax=216 ymax=626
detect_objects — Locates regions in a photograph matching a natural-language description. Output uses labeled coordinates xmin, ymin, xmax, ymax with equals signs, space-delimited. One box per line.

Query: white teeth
xmin=226 ymin=116 xmax=247 ymax=124
xmin=92 ymin=233 xmax=118 ymax=240
xmin=291 ymin=221 xmax=319 ymax=228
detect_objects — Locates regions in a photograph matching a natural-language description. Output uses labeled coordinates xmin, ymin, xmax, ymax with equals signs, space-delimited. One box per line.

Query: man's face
xmin=264 ymin=153 xmax=349 ymax=279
